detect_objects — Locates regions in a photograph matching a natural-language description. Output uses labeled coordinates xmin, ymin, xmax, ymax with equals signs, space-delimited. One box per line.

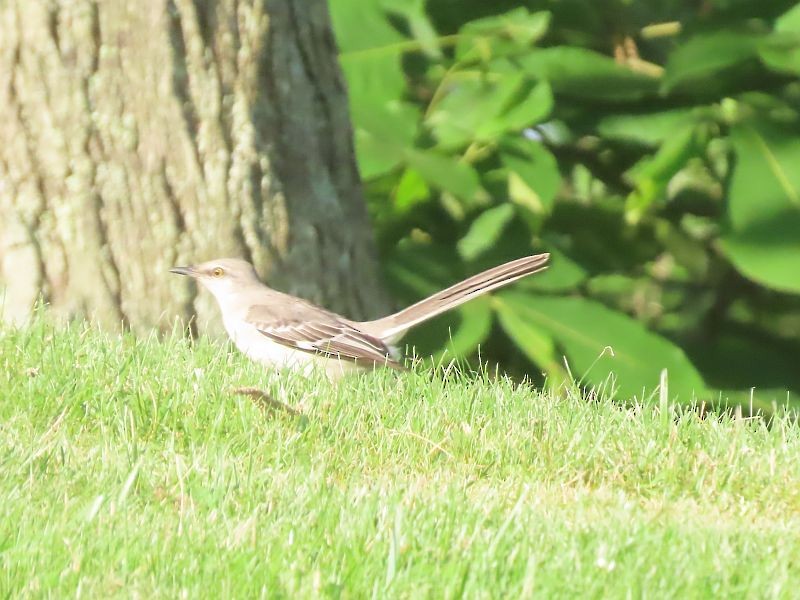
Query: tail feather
xmin=364 ymin=253 xmax=549 ymax=342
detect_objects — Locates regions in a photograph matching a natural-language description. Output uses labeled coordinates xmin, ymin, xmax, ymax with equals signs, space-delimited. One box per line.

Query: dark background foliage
xmin=329 ymin=0 xmax=800 ymax=409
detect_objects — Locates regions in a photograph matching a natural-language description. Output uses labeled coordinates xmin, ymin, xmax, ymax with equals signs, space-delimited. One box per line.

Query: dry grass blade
xmin=231 ymin=386 xmax=301 ymax=416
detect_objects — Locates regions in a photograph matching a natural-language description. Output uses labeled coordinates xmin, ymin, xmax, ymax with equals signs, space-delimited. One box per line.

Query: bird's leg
xmin=231 ymin=386 xmax=301 ymax=416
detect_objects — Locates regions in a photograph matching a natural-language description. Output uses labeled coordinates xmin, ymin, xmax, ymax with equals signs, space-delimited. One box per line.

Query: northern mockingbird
xmin=171 ymin=253 xmax=549 ymax=378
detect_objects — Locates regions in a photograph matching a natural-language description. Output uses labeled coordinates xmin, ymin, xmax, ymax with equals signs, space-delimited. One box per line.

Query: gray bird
xmin=171 ymin=253 xmax=549 ymax=378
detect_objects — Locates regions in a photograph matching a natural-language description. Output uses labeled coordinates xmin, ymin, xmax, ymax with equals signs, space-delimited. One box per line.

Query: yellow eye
xmin=211 ymin=267 xmax=225 ymax=278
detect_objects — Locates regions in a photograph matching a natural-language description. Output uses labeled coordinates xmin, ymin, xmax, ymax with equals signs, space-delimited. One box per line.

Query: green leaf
xmin=427 ymin=73 xmax=522 ymax=147
xmin=597 ymin=109 xmax=698 ymax=146
xmin=355 ymin=126 xmax=406 ymax=180
xmin=335 ymin=0 xmax=406 ymax=105
xmin=624 ymin=124 xmax=707 ymax=222
xmin=332 ymin=0 xmax=404 ymax=52
xmin=334 ymin=0 xmax=422 ymax=179
xmin=381 ymin=0 xmax=442 ymax=59
xmin=726 ymin=122 xmax=800 ymax=229
xmin=457 ymin=204 xmax=516 ymax=261
xmin=433 ymin=296 xmax=493 ymax=361
xmin=344 ymin=47 xmax=421 ymax=179
xmin=722 ymin=222 xmax=800 ymax=294
xmin=758 ymin=32 xmax=800 ymax=76
xmin=662 ymin=31 xmax=762 ymax=91
xmin=751 ymin=7 xmax=800 ymax=77
xmin=500 ymin=139 xmax=561 ymax=215
xmin=476 ymin=82 xmax=553 ymax=142
xmin=393 ymin=168 xmax=430 ymax=214
xmin=455 ymin=9 xmax=551 ymax=61
xmin=776 ymin=3 xmax=800 ymax=33
xmin=354 ymin=99 xmax=419 ymax=146
xmin=427 ymin=75 xmax=551 ymax=148
xmin=495 ymin=298 xmax=569 ymax=384
xmin=405 ymin=150 xmax=485 ymax=202
xmin=517 ymin=47 xmax=659 ymax=101
xmin=343 ymin=63 xmax=421 ymax=178
xmin=513 ymin=247 xmax=587 ymax=292
xmin=495 ymin=292 xmax=706 ymax=401
xmin=721 ymin=121 xmax=800 ymax=294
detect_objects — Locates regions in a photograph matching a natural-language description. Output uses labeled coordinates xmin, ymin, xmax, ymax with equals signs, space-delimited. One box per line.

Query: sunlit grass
xmin=1 ymin=319 xmax=799 ymax=598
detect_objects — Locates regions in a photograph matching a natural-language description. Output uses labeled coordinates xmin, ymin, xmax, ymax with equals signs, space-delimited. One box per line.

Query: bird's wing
xmin=246 ymin=305 xmax=403 ymax=369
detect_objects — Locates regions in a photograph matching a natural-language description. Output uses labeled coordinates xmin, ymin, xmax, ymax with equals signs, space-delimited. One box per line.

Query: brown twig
xmin=231 ymin=386 xmax=301 ymax=416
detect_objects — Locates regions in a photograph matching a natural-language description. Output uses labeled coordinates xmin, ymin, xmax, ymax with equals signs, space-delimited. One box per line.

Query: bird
xmin=170 ymin=253 xmax=549 ymax=378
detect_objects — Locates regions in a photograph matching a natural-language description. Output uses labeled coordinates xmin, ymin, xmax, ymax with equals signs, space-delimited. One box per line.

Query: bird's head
xmin=170 ymin=258 xmax=262 ymax=300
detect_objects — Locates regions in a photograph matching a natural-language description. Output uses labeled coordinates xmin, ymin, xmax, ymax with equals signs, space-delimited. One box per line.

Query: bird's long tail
xmin=363 ymin=253 xmax=549 ymax=342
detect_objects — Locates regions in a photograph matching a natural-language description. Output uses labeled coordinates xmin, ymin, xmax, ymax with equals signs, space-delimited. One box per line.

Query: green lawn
xmin=1 ymin=319 xmax=799 ymax=598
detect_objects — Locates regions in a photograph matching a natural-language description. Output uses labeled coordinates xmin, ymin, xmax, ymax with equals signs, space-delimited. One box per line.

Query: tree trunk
xmin=0 ymin=0 xmax=388 ymax=333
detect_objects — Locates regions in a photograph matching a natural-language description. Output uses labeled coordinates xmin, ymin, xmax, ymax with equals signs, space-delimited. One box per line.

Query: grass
xmin=1 ymin=318 xmax=799 ymax=598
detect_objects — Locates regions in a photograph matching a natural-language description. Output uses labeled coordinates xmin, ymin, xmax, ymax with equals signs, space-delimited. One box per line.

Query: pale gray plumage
xmin=245 ymin=300 xmax=402 ymax=369
xmin=171 ymin=253 xmax=549 ymax=377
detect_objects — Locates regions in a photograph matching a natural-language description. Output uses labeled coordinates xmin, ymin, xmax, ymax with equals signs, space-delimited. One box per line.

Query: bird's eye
xmin=211 ymin=267 xmax=225 ymax=278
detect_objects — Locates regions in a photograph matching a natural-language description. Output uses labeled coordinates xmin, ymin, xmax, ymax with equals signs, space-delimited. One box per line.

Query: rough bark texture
xmin=0 ymin=0 xmax=388 ymax=333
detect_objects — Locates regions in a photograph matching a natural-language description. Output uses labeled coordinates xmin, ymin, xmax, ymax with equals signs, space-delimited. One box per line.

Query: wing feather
xmin=248 ymin=312 xmax=403 ymax=369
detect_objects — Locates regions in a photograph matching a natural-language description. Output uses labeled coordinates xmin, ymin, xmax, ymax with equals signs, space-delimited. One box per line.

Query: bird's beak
xmin=170 ymin=266 xmax=198 ymax=277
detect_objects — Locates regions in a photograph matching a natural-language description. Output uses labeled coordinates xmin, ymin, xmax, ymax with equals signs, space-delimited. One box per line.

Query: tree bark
xmin=0 ymin=0 xmax=388 ymax=333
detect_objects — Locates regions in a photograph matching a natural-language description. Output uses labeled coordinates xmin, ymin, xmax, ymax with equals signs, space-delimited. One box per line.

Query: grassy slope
xmin=1 ymin=320 xmax=799 ymax=598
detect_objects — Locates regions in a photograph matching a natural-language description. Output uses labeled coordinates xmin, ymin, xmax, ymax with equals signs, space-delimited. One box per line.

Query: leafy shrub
xmin=330 ymin=0 xmax=800 ymax=407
